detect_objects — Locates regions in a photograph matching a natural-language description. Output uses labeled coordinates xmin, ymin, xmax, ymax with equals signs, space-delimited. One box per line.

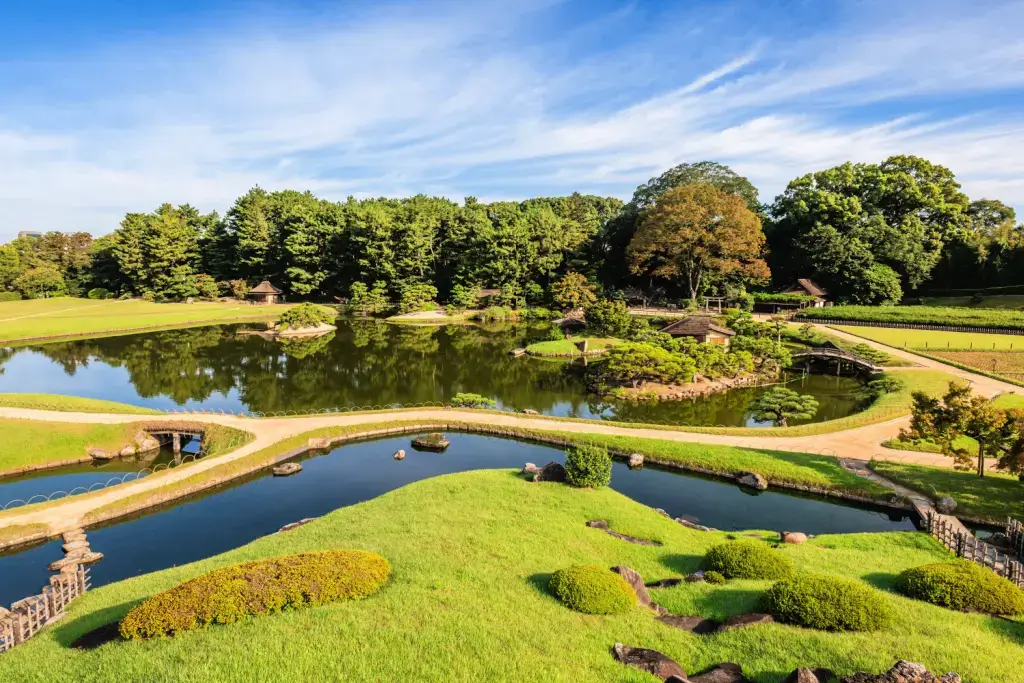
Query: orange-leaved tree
xmin=627 ymin=183 xmax=769 ymax=302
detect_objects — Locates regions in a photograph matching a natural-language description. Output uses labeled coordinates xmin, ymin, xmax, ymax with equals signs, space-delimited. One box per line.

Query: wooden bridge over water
xmin=789 ymin=347 xmax=884 ymax=374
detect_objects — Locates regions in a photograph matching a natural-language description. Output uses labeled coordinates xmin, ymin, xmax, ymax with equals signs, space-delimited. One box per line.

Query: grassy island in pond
xmin=3 ymin=470 xmax=1021 ymax=682
xmin=525 ymin=337 xmax=620 ymax=356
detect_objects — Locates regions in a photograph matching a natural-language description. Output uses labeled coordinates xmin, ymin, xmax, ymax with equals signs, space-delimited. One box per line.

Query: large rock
xmin=87 ymin=447 xmax=114 ymax=461
xmin=612 ymin=643 xmax=686 ymax=680
xmin=411 ymin=433 xmax=451 ymax=451
xmin=307 ymin=436 xmax=332 ymax=450
xmin=717 ymin=613 xmax=774 ymax=632
xmin=784 ymin=669 xmax=835 ymax=683
xmin=842 ymin=660 xmax=961 ymax=683
xmin=611 ymin=565 xmax=650 ymax=607
xmin=676 ymin=518 xmax=713 ymax=532
xmin=529 ymin=461 xmax=567 ymax=483
xmin=737 ymin=472 xmax=768 ymax=491
xmin=688 ymin=663 xmax=749 ymax=683
xmin=49 ymin=552 xmax=103 ymax=571
xmin=62 ymin=541 xmax=90 ymax=553
xmin=586 ymin=519 xmax=610 ymax=529
xmin=780 ymin=531 xmax=808 ymax=545
xmin=393 ymin=449 xmax=406 ymax=460
xmin=628 ymin=453 xmax=644 ymax=468
xmin=277 ymin=518 xmax=316 ymax=533
xmin=272 ymin=462 xmax=303 ymax=477
xmin=647 ymin=578 xmax=683 ymax=588
xmin=133 ymin=430 xmax=161 ymax=452
xmin=118 ymin=444 xmax=137 ymax=458
xmin=935 ymin=497 xmax=957 ymax=515
xmin=657 ymin=614 xmax=721 ymax=635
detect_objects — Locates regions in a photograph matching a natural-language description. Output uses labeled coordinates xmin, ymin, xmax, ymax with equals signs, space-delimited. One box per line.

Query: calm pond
xmin=0 ymin=432 xmax=917 ymax=606
xmin=0 ymin=321 xmax=864 ymax=426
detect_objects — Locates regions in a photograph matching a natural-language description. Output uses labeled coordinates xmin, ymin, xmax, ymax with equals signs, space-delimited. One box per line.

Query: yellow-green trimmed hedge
xmin=548 ymin=564 xmax=636 ymax=614
xmin=895 ymin=560 xmax=1024 ymax=615
xmin=702 ymin=540 xmax=794 ymax=580
xmin=120 ymin=550 xmax=391 ymax=639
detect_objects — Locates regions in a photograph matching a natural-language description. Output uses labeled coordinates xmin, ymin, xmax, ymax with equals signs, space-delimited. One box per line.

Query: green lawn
xmin=0 ymin=418 xmax=144 ymax=475
xmin=0 ymin=298 xmax=297 ymax=344
xmin=2 ymin=470 xmax=1020 ymax=682
xmin=832 ymin=325 xmax=1024 ymax=351
xmin=0 ymin=394 xmax=162 ymax=414
xmin=525 ymin=337 xmax=621 ymax=356
xmin=870 ymin=461 xmax=1024 ymax=523
xmin=924 ymin=295 xmax=1024 ymax=309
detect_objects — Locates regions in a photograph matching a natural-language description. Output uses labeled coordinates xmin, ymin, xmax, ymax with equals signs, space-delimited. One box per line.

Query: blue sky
xmin=1 ymin=0 xmax=1023 ymax=239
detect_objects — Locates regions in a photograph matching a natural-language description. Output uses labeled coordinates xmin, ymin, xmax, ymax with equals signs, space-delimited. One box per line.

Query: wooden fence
xmin=1007 ymin=518 xmax=1024 ymax=561
xmin=792 ymin=316 xmax=1024 ymax=336
xmin=927 ymin=513 xmax=1024 ymax=586
xmin=0 ymin=566 xmax=89 ymax=654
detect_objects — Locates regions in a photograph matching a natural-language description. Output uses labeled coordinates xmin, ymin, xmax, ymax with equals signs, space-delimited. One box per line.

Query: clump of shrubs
xmin=564 ymin=444 xmax=612 ymax=488
xmin=703 ymin=570 xmax=726 ymax=585
xmin=895 ymin=560 xmax=1024 ymax=615
xmin=0 ymin=291 xmax=22 ymax=302
xmin=702 ymin=540 xmax=794 ymax=580
xmin=86 ymin=287 xmax=113 ymax=300
xmin=761 ymin=574 xmax=894 ymax=631
xmin=119 ymin=550 xmax=391 ymax=639
xmin=548 ymin=564 xmax=635 ymax=614
xmin=276 ymin=303 xmax=335 ymax=330
xmin=450 ymin=392 xmax=497 ymax=409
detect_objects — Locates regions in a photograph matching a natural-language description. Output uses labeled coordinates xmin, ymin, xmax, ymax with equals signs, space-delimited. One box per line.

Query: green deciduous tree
xmin=749 ymin=387 xmax=819 ymax=427
xmin=551 ymin=272 xmax=597 ymax=312
xmin=14 ymin=265 xmax=66 ymax=298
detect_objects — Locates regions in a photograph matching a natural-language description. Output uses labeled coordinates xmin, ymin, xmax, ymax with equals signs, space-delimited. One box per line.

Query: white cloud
xmin=1 ymin=0 xmax=1023 ymax=239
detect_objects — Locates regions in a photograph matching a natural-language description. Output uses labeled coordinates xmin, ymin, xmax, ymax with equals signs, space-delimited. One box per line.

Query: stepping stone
xmin=782 ymin=668 xmax=835 ymax=683
xmin=687 ymin=662 xmax=750 ymax=683
xmin=657 ymin=614 xmax=721 ymax=635
xmin=717 ymin=613 xmax=774 ymax=632
xmin=647 ymin=578 xmax=683 ymax=588
xmin=49 ymin=552 xmax=103 ymax=571
xmin=612 ymin=643 xmax=686 ymax=680
xmin=62 ymin=541 xmax=90 ymax=553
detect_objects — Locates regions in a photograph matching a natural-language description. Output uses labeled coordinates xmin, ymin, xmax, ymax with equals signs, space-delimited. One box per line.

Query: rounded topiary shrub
xmin=703 ymin=570 xmax=726 ymax=585
xmin=564 ymin=444 xmax=612 ymax=488
xmin=277 ymin=303 xmax=335 ymax=330
xmin=895 ymin=560 xmax=1024 ymax=615
xmin=762 ymin=574 xmax=894 ymax=631
xmin=702 ymin=541 xmax=794 ymax=580
xmin=87 ymin=287 xmax=112 ymax=300
xmin=120 ymin=550 xmax=391 ymax=639
xmin=548 ymin=564 xmax=636 ymax=614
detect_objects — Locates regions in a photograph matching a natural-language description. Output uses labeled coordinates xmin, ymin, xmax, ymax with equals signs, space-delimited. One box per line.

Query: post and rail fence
xmin=926 ymin=512 xmax=1024 ymax=587
xmin=0 ymin=566 xmax=90 ymax=654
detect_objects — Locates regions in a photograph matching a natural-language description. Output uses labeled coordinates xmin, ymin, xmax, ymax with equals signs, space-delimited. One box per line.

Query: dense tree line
xmin=2 ymin=156 xmax=1022 ymax=305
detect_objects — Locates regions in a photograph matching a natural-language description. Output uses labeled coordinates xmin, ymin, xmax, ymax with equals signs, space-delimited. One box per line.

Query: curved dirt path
xmin=0 ymin=403 xmax=964 ymax=534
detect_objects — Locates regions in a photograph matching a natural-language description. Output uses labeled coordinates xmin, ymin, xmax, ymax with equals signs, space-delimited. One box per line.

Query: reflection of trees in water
xmin=23 ymin=323 xmax=863 ymax=424
xmin=0 ymin=346 xmax=18 ymax=375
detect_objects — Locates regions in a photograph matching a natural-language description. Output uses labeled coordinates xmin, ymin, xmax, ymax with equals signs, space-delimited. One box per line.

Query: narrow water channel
xmin=0 ymin=432 xmax=917 ymax=607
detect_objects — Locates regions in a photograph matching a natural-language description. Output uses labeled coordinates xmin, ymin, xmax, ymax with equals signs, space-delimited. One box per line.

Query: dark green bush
xmin=761 ymin=574 xmax=894 ymax=631
xmin=564 ymin=444 xmax=612 ymax=488
xmin=548 ymin=564 xmax=635 ymax=614
xmin=277 ymin=303 xmax=335 ymax=330
xmin=87 ymin=287 xmax=112 ymax=300
xmin=703 ymin=570 xmax=726 ymax=585
xmin=119 ymin=550 xmax=391 ymax=639
xmin=141 ymin=291 xmax=156 ymax=302
xmin=702 ymin=540 xmax=794 ymax=580
xmin=895 ymin=560 xmax=1024 ymax=615
xmin=0 ymin=291 xmax=21 ymax=301
xmin=450 ymin=392 xmax=497 ymax=409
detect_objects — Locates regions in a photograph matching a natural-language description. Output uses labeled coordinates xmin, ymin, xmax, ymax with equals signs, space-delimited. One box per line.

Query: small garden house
xmin=247 ymin=281 xmax=284 ymax=305
xmin=660 ymin=316 xmax=735 ymax=347
xmin=781 ymin=278 xmax=828 ymax=307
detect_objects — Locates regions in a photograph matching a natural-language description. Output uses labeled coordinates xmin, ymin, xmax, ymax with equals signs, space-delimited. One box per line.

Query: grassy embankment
xmin=525 ymin=338 xmax=621 ymax=356
xmin=0 ymin=394 xmax=162 ymax=414
xmin=0 ymin=298 xmax=297 ymax=345
xmin=2 ymin=470 xmax=1021 ymax=682
xmin=870 ymin=462 xmax=1024 ymax=524
xmin=799 ymin=304 xmax=1024 ymax=331
xmin=923 ymin=294 xmax=1024 ymax=309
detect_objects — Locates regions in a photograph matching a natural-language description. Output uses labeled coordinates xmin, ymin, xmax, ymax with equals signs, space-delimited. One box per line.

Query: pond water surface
xmin=0 ymin=432 xmax=918 ymax=607
xmin=0 ymin=321 xmax=865 ymax=426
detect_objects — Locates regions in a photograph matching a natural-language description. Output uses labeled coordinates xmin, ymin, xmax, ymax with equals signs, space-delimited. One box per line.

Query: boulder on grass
xmin=780 ymin=531 xmax=808 ymax=545
xmin=611 ymin=566 xmax=650 ymax=607
xmin=529 ymin=461 xmax=567 ymax=483
xmin=119 ymin=444 xmax=137 ymax=458
xmin=935 ymin=497 xmax=957 ymax=515
xmin=688 ymin=663 xmax=749 ymax=683
xmin=841 ymin=660 xmax=960 ymax=683
xmin=612 ymin=643 xmax=686 ymax=680
xmin=657 ymin=614 xmax=721 ymax=635
xmin=783 ymin=669 xmax=835 ymax=683
xmin=716 ymin=613 xmax=774 ymax=632
xmin=737 ymin=472 xmax=768 ymax=491
xmin=586 ymin=520 xmax=609 ymax=529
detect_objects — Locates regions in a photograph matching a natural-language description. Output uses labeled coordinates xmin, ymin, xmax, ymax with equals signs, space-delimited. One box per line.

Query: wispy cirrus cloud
xmin=1 ymin=0 xmax=1023 ymax=239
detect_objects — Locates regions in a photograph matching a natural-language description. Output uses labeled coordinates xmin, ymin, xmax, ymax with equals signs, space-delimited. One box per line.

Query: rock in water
xmin=87 ymin=447 xmax=114 ymax=461
xmin=118 ymin=444 xmax=137 ymax=457
xmin=612 ymin=643 xmax=686 ymax=680
xmin=780 ymin=531 xmax=808 ymax=544
xmin=627 ymin=453 xmax=644 ymax=468
xmin=133 ymin=430 xmax=161 ymax=452
xmin=393 ymin=449 xmax=406 ymax=460
xmin=935 ymin=497 xmax=957 ymax=514
xmin=611 ymin=566 xmax=650 ymax=606
xmin=737 ymin=472 xmax=768 ymax=491
xmin=272 ymin=462 xmax=303 ymax=477
xmin=49 ymin=552 xmax=103 ymax=571
xmin=411 ymin=433 xmax=451 ymax=451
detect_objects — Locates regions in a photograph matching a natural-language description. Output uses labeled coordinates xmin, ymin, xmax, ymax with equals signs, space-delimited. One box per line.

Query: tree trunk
xmin=978 ymin=443 xmax=985 ymax=478
xmin=778 ymin=416 xmax=788 ymax=427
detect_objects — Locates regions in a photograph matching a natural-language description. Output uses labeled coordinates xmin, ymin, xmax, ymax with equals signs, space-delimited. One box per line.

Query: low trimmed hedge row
xmin=548 ymin=564 xmax=636 ymax=614
xmin=120 ymin=550 xmax=391 ymax=639
xmin=798 ymin=305 xmax=1024 ymax=330
xmin=762 ymin=574 xmax=894 ymax=631
xmin=702 ymin=541 xmax=794 ymax=580
xmin=895 ymin=560 xmax=1024 ymax=615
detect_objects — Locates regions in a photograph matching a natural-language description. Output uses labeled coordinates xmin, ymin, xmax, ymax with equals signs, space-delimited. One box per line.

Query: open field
xmin=800 ymin=305 xmax=1024 ymax=330
xmin=2 ymin=470 xmax=1020 ymax=683
xmin=0 ymin=298 xmax=297 ymax=344
xmin=870 ymin=461 xmax=1024 ymax=523
xmin=831 ymin=325 xmax=1024 ymax=351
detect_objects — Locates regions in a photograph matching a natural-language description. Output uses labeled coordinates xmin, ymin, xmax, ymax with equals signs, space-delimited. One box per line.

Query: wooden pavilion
xmin=660 ymin=316 xmax=735 ymax=347
xmin=247 ymin=280 xmax=284 ymax=305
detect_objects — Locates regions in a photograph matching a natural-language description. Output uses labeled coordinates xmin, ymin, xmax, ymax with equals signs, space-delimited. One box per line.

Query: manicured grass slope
xmin=0 ymin=419 xmax=143 ymax=474
xmin=870 ymin=461 xmax=1024 ymax=523
xmin=525 ymin=337 xmax=620 ymax=355
xmin=2 ymin=471 xmax=1020 ymax=682
xmin=0 ymin=299 xmax=294 ymax=344
xmin=0 ymin=394 xmax=161 ymax=414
